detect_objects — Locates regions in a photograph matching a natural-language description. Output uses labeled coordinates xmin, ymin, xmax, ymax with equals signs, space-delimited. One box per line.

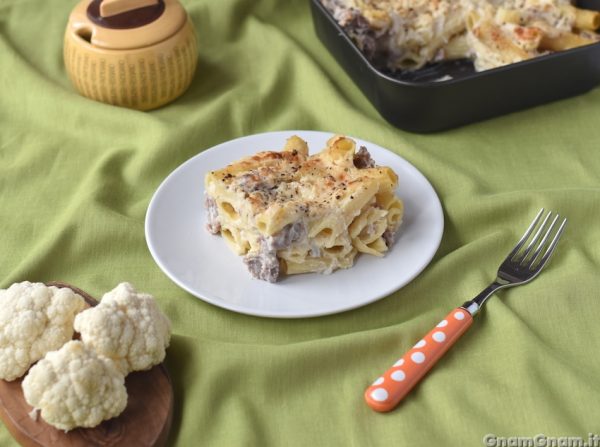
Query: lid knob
xmin=100 ymin=0 xmax=159 ymax=18
xmin=87 ymin=0 xmax=166 ymax=29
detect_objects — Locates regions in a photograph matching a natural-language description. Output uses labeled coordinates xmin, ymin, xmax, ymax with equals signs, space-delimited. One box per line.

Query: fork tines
xmin=509 ymin=208 xmax=567 ymax=270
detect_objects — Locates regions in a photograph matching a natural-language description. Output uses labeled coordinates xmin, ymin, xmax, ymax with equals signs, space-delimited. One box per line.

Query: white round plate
xmin=145 ymin=131 xmax=443 ymax=318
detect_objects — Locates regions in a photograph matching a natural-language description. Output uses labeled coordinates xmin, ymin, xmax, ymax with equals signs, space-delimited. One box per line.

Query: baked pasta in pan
xmin=204 ymin=136 xmax=403 ymax=282
xmin=322 ymin=0 xmax=600 ymax=71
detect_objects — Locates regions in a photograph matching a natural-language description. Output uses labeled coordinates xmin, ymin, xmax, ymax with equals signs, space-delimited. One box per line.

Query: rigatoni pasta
xmin=204 ymin=136 xmax=404 ymax=282
xmin=321 ymin=0 xmax=600 ymax=72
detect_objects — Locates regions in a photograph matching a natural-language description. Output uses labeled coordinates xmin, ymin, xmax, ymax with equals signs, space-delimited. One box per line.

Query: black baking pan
xmin=310 ymin=0 xmax=600 ymax=132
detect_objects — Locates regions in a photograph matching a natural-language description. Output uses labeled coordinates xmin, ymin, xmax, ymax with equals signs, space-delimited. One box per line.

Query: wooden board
xmin=0 ymin=282 xmax=173 ymax=447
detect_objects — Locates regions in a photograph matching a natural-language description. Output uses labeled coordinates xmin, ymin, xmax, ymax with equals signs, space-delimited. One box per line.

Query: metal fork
xmin=364 ymin=209 xmax=567 ymax=412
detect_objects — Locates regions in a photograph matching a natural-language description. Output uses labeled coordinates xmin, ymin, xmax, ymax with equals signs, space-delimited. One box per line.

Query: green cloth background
xmin=1 ymin=0 xmax=600 ymax=445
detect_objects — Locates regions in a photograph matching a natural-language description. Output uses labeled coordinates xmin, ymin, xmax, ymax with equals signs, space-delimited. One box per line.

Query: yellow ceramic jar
xmin=64 ymin=0 xmax=198 ymax=110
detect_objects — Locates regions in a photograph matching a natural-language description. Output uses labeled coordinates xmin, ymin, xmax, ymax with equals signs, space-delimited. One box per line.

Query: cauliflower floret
xmin=74 ymin=283 xmax=171 ymax=374
xmin=22 ymin=340 xmax=127 ymax=431
xmin=0 ymin=282 xmax=86 ymax=381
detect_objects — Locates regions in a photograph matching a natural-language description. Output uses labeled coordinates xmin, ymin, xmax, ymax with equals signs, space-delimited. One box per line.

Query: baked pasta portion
xmin=322 ymin=0 xmax=600 ymax=72
xmin=204 ymin=136 xmax=404 ymax=282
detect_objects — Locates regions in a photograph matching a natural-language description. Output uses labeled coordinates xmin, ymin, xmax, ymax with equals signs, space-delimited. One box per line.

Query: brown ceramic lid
xmin=68 ymin=0 xmax=187 ymax=50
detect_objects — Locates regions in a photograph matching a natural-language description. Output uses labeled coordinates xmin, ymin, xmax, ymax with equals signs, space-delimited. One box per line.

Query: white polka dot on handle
xmin=437 ymin=319 xmax=448 ymax=328
xmin=432 ymin=331 xmax=446 ymax=343
xmin=372 ymin=377 xmax=384 ymax=386
xmin=391 ymin=370 xmax=406 ymax=382
xmin=371 ymin=388 xmax=388 ymax=402
xmin=394 ymin=358 xmax=405 ymax=367
xmin=411 ymin=352 xmax=425 ymax=364
xmin=454 ymin=311 xmax=465 ymax=321
xmin=414 ymin=339 xmax=426 ymax=349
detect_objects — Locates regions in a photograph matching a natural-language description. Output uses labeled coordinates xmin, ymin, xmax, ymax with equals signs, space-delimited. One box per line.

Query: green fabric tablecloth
xmin=2 ymin=0 xmax=600 ymax=445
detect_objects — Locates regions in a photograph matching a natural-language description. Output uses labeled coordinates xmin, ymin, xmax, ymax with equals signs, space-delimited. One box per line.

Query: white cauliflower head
xmin=74 ymin=282 xmax=171 ymax=374
xmin=0 ymin=282 xmax=86 ymax=381
xmin=22 ymin=340 xmax=127 ymax=431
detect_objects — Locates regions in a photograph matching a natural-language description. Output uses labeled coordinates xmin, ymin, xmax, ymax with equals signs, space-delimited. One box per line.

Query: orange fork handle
xmin=364 ymin=307 xmax=473 ymax=412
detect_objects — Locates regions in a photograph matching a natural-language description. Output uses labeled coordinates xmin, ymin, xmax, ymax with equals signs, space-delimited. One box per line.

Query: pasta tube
xmin=443 ymin=33 xmax=471 ymax=60
xmin=540 ymin=32 xmax=597 ymax=51
xmin=573 ymin=7 xmax=600 ymax=31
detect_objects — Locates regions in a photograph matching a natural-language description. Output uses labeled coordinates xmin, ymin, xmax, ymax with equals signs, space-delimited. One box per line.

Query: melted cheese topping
xmin=208 ymin=147 xmax=380 ymax=224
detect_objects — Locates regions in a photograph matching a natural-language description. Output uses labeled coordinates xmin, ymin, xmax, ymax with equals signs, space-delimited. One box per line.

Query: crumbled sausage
xmin=331 ymin=6 xmax=377 ymax=57
xmin=243 ymin=221 xmax=307 ymax=282
xmin=382 ymin=229 xmax=395 ymax=248
xmin=353 ymin=146 xmax=376 ymax=169
xmin=243 ymin=248 xmax=280 ymax=283
xmin=268 ymin=221 xmax=306 ymax=250
xmin=238 ymin=172 xmax=277 ymax=194
xmin=205 ymin=195 xmax=221 ymax=234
